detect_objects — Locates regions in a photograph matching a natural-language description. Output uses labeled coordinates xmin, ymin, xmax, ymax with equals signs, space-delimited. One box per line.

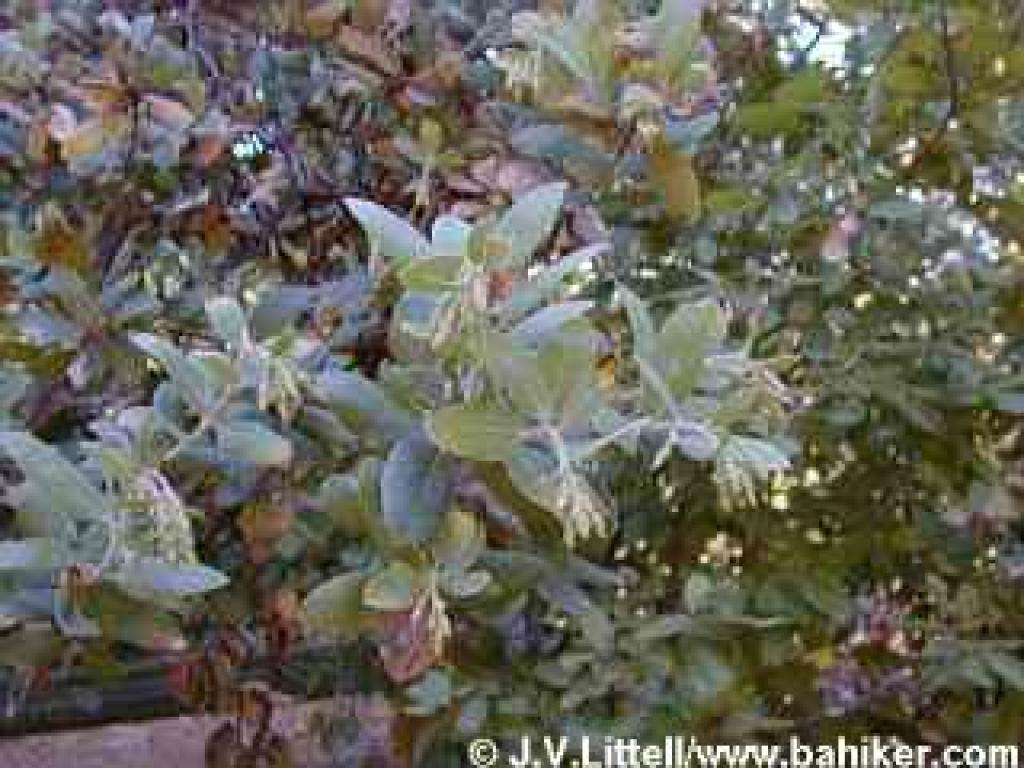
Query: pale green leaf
xmin=0 ymin=431 xmax=115 ymax=535
xmin=317 ymin=472 xmax=367 ymax=535
xmin=425 ymin=404 xmax=525 ymax=462
xmin=216 ymin=419 xmax=293 ymax=467
xmin=429 ymin=215 xmax=473 ymax=260
xmin=620 ymin=284 xmax=657 ymax=365
xmin=363 ymin=560 xmax=422 ymax=612
xmin=983 ymin=650 xmax=1024 ymax=691
xmin=205 ymin=296 xmax=248 ymax=349
xmin=313 ymin=370 xmax=415 ymax=442
xmin=110 ymin=556 xmax=228 ymax=597
xmin=303 ymin=570 xmax=366 ymax=632
xmin=656 ymin=298 xmax=727 ymax=395
xmin=510 ymin=300 xmax=594 ymax=344
xmin=0 ymin=538 xmax=69 ymax=571
xmin=404 ymin=668 xmax=452 ymax=716
xmin=131 ymin=333 xmax=214 ymax=413
xmin=494 ymin=182 xmax=568 ymax=268
xmin=498 ymin=244 xmax=606 ymax=320
xmin=432 ymin=505 xmax=485 ymax=574
xmin=398 ymin=253 xmax=464 ymax=293
xmin=345 ymin=198 xmax=428 ymax=269
xmin=439 ymin=568 xmax=491 ymax=598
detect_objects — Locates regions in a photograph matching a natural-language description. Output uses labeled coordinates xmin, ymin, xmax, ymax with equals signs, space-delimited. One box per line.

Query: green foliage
xmin=0 ymin=0 xmax=1022 ymax=760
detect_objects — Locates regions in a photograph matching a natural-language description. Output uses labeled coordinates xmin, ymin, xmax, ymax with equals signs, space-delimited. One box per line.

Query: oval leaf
xmin=380 ymin=432 xmax=453 ymax=545
xmin=363 ymin=561 xmax=422 ymax=612
xmin=110 ymin=557 xmax=229 ymax=597
xmin=345 ymin=198 xmax=429 ymax=270
xmin=495 ymin=181 xmax=568 ymax=268
xmin=217 ymin=419 xmax=293 ymax=467
xmin=425 ymin=404 xmax=524 ymax=462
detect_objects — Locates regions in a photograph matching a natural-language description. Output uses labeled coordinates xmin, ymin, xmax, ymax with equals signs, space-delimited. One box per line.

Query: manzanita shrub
xmin=0 ymin=0 xmax=1022 ymax=763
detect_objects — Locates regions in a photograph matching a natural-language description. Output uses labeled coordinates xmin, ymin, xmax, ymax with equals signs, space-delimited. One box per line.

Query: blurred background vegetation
xmin=0 ymin=1 xmax=1022 ymax=764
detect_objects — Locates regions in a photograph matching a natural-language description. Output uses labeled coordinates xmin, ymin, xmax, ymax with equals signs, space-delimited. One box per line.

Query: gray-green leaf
xmin=131 ymin=333 xmax=214 ymax=413
xmin=0 ymin=431 xmax=115 ymax=535
xmin=425 ymin=404 xmax=524 ymax=462
xmin=363 ymin=561 xmax=422 ymax=612
xmin=303 ymin=570 xmax=366 ymax=632
xmin=404 ymin=668 xmax=452 ymax=716
xmin=494 ymin=182 xmax=568 ymax=268
xmin=380 ymin=431 xmax=453 ymax=545
xmin=205 ymin=296 xmax=248 ymax=349
xmin=110 ymin=556 xmax=228 ymax=597
xmin=314 ymin=370 xmax=415 ymax=442
xmin=216 ymin=419 xmax=293 ymax=467
xmin=0 ymin=538 xmax=69 ymax=571
xmin=345 ymin=198 xmax=429 ymax=270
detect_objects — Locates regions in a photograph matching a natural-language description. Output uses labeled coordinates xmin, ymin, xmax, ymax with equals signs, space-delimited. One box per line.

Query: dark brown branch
xmin=931 ymin=0 xmax=960 ymax=143
xmin=0 ymin=640 xmax=384 ymax=738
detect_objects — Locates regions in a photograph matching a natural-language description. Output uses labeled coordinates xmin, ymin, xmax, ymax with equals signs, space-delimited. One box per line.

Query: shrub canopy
xmin=0 ymin=0 xmax=1023 ymax=761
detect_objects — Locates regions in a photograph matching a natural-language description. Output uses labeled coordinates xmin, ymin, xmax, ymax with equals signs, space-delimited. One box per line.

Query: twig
xmin=0 ymin=640 xmax=384 ymax=737
xmin=931 ymin=0 xmax=959 ymax=143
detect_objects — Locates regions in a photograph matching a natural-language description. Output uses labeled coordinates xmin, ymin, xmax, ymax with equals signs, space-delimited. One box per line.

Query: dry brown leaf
xmin=71 ymin=69 xmax=129 ymax=113
xmin=336 ymin=25 xmax=400 ymax=77
xmin=488 ymin=270 xmax=517 ymax=304
xmin=49 ymin=105 xmax=108 ymax=161
xmin=351 ymin=0 xmax=390 ymax=30
xmin=304 ymin=1 xmax=346 ymax=39
xmin=238 ymin=503 xmax=294 ymax=565
xmin=190 ymin=133 xmax=229 ymax=168
xmin=182 ymin=204 xmax=235 ymax=253
xmin=35 ymin=204 xmax=91 ymax=272
xmin=146 ymin=94 xmax=195 ymax=131
xmin=649 ymin=135 xmax=701 ymax=222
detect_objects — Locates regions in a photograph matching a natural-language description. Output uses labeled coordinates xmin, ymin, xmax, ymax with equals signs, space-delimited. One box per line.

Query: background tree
xmin=0 ymin=0 xmax=1021 ymax=763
